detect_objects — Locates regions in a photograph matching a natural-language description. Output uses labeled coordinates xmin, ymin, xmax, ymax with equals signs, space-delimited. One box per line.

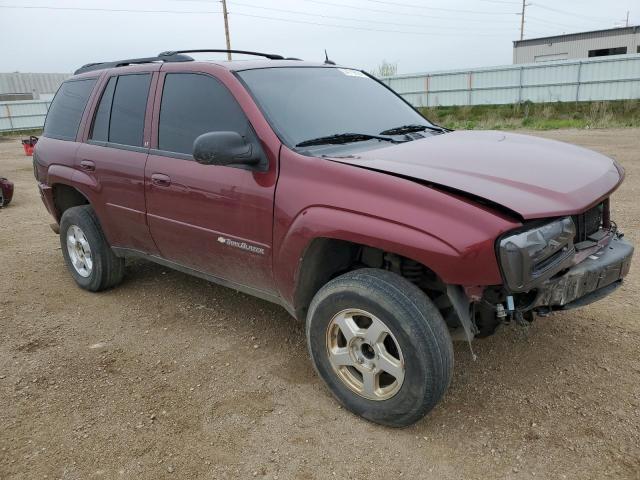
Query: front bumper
xmin=532 ymin=234 xmax=633 ymax=310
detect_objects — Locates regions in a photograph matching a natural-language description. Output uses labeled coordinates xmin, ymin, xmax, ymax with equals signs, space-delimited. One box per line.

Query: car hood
xmin=326 ymin=131 xmax=622 ymax=219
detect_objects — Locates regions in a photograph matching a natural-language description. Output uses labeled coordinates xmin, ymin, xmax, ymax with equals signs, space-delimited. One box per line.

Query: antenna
xmin=324 ymin=50 xmax=336 ymax=65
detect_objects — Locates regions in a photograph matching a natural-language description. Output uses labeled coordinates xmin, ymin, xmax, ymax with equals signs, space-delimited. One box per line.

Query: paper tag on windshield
xmin=338 ymin=68 xmax=367 ymax=78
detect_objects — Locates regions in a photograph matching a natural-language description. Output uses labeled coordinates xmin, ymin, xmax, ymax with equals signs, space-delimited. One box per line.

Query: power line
xmin=352 ymin=0 xmax=518 ymax=15
xmin=531 ymin=3 xmax=619 ymax=22
xmin=527 ymin=16 xmax=601 ymax=30
xmin=0 ymin=4 xmax=513 ymax=37
xmin=227 ymin=0 xmax=518 ymax=31
xmin=174 ymin=0 xmax=518 ymax=24
xmin=230 ymin=11 xmax=511 ymax=37
xmin=0 ymin=4 xmax=221 ymax=14
xmin=296 ymin=0 xmax=517 ymax=23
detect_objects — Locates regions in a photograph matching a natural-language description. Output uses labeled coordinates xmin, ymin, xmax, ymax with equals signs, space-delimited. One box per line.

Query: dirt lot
xmin=1 ymin=129 xmax=639 ymax=480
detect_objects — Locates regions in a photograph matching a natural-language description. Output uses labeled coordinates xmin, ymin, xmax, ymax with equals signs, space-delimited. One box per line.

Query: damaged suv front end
xmin=486 ymin=197 xmax=633 ymax=330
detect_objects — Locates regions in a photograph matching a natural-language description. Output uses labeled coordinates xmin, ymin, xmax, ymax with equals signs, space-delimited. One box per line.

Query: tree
xmin=371 ymin=60 xmax=398 ymax=78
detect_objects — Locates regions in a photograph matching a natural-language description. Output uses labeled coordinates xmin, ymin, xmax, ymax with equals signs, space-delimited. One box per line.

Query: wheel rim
xmin=66 ymin=225 xmax=93 ymax=278
xmin=326 ymin=308 xmax=405 ymax=401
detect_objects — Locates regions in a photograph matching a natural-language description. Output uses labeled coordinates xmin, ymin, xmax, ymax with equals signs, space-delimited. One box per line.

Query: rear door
xmin=76 ymin=68 xmax=159 ymax=253
xmin=144 ymin=71 xmax=277 ymax=294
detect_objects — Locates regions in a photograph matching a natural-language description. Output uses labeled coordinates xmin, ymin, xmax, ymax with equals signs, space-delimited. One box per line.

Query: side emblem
xmin=217 ymin=236 xmax=265 ymax=255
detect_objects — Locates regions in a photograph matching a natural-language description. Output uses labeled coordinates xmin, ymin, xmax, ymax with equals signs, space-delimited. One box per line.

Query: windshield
xmin=237 ymin=67 xmax=435 ymax=148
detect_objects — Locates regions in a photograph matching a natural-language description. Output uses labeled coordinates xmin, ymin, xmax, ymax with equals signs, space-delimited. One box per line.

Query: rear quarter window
xmin=43 ymin=78 xmax=97 ymax=141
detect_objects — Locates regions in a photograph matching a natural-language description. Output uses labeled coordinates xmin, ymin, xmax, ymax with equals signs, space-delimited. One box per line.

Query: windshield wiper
xmin=379 ymin=124 xmax=446 ymax=135
xmin=295 ymin=132 xmax=398 ymax=148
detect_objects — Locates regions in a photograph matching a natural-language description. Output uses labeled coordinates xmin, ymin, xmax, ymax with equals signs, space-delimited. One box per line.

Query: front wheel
xmin=306 ymin=268 xmax=454 ymax=427
xmin=59 ymin=205 xmax=124 ymax=292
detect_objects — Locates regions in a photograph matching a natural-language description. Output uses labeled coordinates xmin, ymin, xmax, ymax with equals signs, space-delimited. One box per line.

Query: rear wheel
xmin=59 ymin=205 xmax=124 ymax=291
xmin=306 ymin=268 xmax=454 ymax=427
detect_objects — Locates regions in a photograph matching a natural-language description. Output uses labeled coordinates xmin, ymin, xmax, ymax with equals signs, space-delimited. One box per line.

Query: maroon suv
xmin=34 ymin=50 xmax=634 ymax=426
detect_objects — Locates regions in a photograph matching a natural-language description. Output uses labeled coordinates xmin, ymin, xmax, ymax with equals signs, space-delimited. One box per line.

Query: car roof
xmin=211 ymin=59 xmax=339 ymax=71
xmin=72 ymin=50 xmax=350 ymax=77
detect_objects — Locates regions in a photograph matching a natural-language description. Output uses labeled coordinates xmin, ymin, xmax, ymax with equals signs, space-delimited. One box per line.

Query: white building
xmin=0 ymin=72 xmax=69 ymax=102
xmin=513 ymin=26 xmax=640 ymax=64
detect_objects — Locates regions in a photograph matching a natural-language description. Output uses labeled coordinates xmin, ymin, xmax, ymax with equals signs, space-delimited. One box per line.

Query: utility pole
xmin=625 ymin=11 xmax=630 ymax=27
xmin=519 ymin=0 xmax=527 ymax=41
xmin=221 ymin=0 xmax=232 ymax=60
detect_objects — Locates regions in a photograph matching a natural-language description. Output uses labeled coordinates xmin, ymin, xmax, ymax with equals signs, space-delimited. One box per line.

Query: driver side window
xmin=158 ymin=73 xmax=249 ymax=155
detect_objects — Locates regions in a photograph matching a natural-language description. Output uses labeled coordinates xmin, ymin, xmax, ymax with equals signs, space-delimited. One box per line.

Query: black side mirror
xmin=193 ymin=131 xmax=260 ymax=167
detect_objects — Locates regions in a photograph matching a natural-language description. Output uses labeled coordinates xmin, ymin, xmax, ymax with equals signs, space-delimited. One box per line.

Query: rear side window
xmin=44 ymin=79 xmax=96 ymax=141
xmin=158 ymin=73 xmax=248 ymax=155
xmin=90 ymin=74 xmax=151 ymax=147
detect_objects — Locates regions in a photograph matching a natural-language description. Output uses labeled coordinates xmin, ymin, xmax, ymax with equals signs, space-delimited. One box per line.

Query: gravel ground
xmin=1 ymin=129 xmax=639 ymax=480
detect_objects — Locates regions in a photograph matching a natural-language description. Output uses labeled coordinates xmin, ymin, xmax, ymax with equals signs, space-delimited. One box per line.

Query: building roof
xmin=513 ymin=25 xmax=639 ymax=48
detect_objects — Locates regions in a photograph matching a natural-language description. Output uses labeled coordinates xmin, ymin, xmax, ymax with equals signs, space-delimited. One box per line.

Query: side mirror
xmin=193 ymin=131 xmax=260 ymax=167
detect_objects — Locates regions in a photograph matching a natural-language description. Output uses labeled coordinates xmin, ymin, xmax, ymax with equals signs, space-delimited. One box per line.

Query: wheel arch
xmin=51 ymin=183 xmax=90 ymax=221
xmin=47 ymin=164 xmax=98 ymax=221
xmin=277 ymin=206 xmax=465 ymax=322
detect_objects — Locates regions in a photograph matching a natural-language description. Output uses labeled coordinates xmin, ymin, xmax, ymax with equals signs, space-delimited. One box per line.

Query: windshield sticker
xmin=338 ymin=68 xmax=367 ymax=78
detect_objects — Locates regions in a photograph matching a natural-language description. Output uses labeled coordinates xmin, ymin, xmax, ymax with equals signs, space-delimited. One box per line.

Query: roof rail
xmin=159 ymin=49 xmax=285 ymax=60
xmin=74 ymin=53 xmax=194 ymax=75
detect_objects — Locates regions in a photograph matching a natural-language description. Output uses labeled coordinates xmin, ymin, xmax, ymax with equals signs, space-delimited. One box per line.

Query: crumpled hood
xmin=327 ymin=131 xmax=622 ymax=219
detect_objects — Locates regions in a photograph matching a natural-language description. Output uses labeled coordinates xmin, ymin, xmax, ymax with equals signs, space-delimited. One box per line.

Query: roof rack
xmin=74 ymin=53 xmax=194 ymax=75
xmin=159 ymin=49 xmax=286 ymax=60
xmin=74 ymin=49 xmax=289 ymax=75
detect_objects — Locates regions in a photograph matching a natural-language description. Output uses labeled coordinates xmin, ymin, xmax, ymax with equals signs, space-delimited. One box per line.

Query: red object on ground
xmin=21 ymin=136 xmax=38 ymax=156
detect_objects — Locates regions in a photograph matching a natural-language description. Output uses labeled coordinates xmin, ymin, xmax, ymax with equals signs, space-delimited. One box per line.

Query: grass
xmin=418 ymin=100 xmax=640 ymax=130
xmin=0 ymin=128 xmax=43 ymax=138
xmin=2 ymin=100 xmax=639 ymax=137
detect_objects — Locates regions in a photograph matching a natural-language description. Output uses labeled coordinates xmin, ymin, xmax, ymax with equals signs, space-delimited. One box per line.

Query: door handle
xmin=151 ymin=173 xmax=171 ymax=187
xmin=79 ymin=160 xmax=95 ymax=172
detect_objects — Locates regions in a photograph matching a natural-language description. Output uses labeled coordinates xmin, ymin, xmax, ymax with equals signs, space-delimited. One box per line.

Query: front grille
xmin=573 ymin=200 xmax=607 ymax=243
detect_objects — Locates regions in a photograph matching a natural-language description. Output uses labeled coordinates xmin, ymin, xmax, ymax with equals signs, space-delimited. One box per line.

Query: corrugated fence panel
xmin=473 ymin=68 xmax=520 ymax=89
xmin=383 ymin=54 xmax=640 ymax=107
xmin=579 ymin=80 xmax=640 ymax=101
xmin=522 ymin=63 xmax=579 ymax=86
xmin=521 ymin=85 xmax=576 ymax=103
xmin=0 ymin=100 xmax=51 ymax=132
xmin=472 ymin=87 xmax=520 ymax=105
xmin=429 ymin=90 xmax=469 ymax=106
xmin=429 ymin=73 xmax=468 ymax=92
xmin=386 ymin=76 xmax=426 ymax=94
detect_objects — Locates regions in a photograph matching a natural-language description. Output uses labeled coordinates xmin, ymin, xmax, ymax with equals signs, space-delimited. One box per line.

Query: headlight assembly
xmin=498 ymin=217 xmax=576 ymax=292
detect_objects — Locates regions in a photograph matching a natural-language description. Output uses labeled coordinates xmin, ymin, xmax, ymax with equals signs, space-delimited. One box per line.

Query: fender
xmin=45 ymin=165 xmax=119 ymax=244
xmin=48 ymin=164 xmax=99 ymax=195
xmin=274 ymin=205 xmax=494 ymax=307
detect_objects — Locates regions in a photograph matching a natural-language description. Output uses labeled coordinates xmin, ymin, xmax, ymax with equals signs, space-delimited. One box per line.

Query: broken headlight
xmin=498 ymin=217 xmax=576 ymax=292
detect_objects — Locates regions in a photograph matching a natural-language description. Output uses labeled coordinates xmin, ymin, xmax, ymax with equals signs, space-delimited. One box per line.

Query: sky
xmin=0 ymin=0 xmax=637 ymax=75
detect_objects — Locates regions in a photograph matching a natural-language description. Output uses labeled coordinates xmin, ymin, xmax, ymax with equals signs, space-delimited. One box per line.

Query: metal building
xmin=0 ymin=72 xmax=70 ymax=101
xmin=513 ymin=26 xmax=640 ymax=64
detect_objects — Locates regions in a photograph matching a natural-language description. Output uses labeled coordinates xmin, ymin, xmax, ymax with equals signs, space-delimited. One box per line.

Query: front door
xmin=144 ymin=72 xmax=277 ymax=294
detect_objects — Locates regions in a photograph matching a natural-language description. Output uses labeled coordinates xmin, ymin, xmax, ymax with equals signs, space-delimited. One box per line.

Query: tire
xmin=306 ymin=268 xmax=454 ymax=427
xmin=59 ymin=205 xmax=124 ymax=292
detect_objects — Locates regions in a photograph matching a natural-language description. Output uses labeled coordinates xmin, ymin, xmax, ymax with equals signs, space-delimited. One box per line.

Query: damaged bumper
xmin=532 ymin=234 xmax=633 ymax=310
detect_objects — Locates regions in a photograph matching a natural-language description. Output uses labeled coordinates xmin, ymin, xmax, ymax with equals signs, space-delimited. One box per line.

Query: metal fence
xmin=2 ymin=55 xmax=639 ymax=132
xmin=0 ymin=100 xmax=51 ymax=132
xmin=381 ymin=54 xmax=640 ymax=107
